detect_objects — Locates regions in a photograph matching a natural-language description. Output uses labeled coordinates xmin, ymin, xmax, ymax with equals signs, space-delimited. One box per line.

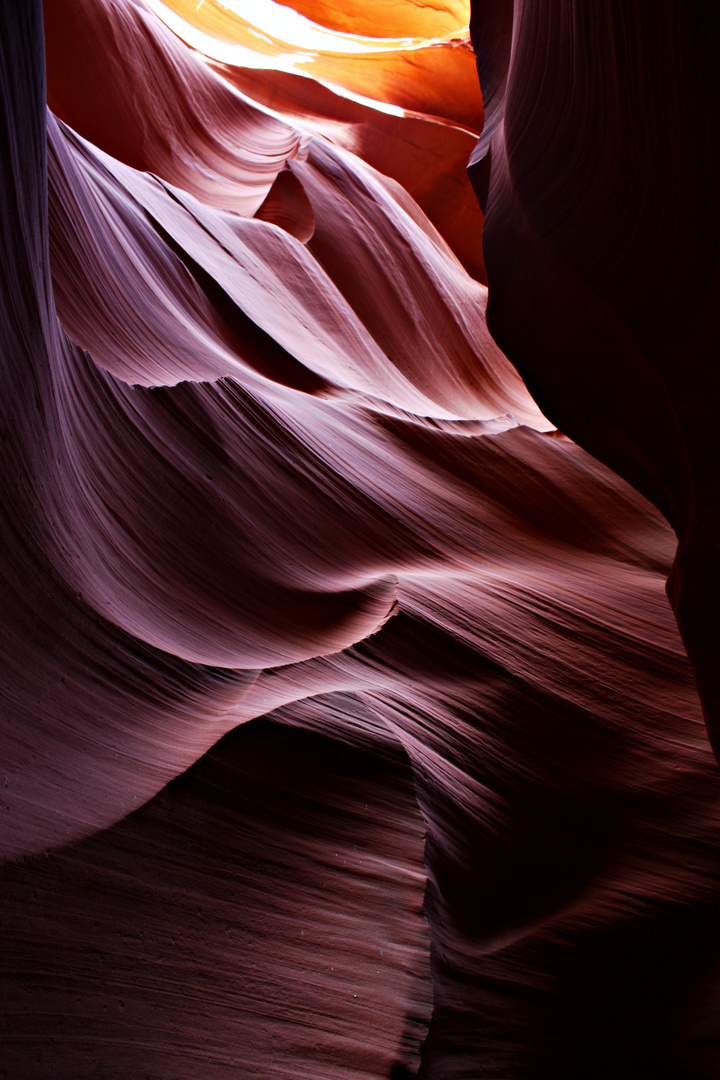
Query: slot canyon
xmin=1 ymin=1 xmax=719 ymax=1076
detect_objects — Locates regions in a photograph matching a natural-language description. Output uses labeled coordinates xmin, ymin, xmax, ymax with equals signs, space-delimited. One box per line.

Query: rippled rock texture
xmin=1 ymin=1 xmax=719 ymax=1077
xmin=470 ymin=0 xmax=720 ymax=756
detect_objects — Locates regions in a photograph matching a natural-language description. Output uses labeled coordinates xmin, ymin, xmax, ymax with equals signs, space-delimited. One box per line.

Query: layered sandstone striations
xmin=470 ymin=0 xmax=720 ymax=758
xmin=1 ymin=1 xmax=719 ymax=1077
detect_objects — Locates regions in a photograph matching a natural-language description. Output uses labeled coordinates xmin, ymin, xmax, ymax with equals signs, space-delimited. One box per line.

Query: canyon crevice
xmin=1 ymin=1 xmax=719 ymax=1077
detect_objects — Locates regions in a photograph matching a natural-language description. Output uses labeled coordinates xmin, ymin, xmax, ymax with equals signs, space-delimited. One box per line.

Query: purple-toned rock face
xmin=470 ymin=0 xmax=720 ymax=755
xmin=1 ymin=1 xmax=719 ymax=1077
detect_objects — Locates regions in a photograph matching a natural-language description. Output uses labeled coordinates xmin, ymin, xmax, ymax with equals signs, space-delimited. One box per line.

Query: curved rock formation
xmin=470 ymin=0 xmax=720 ymax=759
xmin=1 ymin=0 xmax=719 ymax=1077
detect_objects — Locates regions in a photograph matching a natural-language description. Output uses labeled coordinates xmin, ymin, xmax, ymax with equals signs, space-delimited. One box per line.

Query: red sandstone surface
xmin=1 ymin=1 xmax=719 ymax=1077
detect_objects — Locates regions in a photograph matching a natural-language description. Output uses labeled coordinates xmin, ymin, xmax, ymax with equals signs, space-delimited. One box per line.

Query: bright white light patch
xmin=145 ymin=0 xmax=311 ymax=70
xmin=219 ymin=0 xmax=407 ymax=54
xmin=317 ymin=83 xmax=405 ymax=116
xmin=145 ymin=0 xmax=408 ymax=116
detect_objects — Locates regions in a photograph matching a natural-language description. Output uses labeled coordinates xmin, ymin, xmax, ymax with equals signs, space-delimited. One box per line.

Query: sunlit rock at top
xmin=1 ymin=1 xmax=719 ymax=1077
